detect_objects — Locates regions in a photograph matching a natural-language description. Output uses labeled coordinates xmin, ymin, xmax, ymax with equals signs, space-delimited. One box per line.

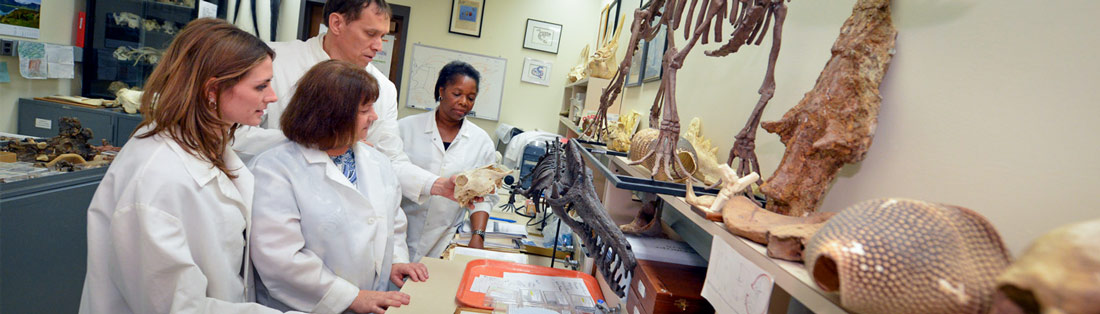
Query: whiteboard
xmin=406 ymin=44 xmax=507 ymax=121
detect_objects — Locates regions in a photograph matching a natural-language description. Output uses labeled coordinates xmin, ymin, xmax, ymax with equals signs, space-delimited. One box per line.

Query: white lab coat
xmin=233 ymin=33 xmax=439 ymax=204
xmin=248 ymin=140 xmax=410 ymax=314
xmin=398 ymin=110 xmax=499 ymax=261
xmin=79 ymin=127 xmax=290 ymax=314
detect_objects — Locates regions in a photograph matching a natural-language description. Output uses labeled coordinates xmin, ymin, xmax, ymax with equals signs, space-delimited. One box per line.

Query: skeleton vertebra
xmin=587 ymin=18 xmax=627 ymax=80
xmin=805 ymin=198 xmax=1012 ymax=314
xmin=519 ymin=140 xmax=637 ymax=297
xmin=454 ymin=163 xmax=512 ymax=208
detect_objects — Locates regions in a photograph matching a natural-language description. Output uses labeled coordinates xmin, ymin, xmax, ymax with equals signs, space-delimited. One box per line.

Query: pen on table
xmin=489 ymin=217 xmax=516 ymax=223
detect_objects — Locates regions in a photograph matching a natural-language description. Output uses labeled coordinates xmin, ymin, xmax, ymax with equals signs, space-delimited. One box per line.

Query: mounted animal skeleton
xmin=517 ymin=140 xmax=637 ymax=297
xmin=594 ymin=0 xmax=790 ymax=185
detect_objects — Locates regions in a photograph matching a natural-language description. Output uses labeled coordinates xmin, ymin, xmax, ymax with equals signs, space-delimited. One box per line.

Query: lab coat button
xmin=368 ymin=217 xmax=376 ymax=224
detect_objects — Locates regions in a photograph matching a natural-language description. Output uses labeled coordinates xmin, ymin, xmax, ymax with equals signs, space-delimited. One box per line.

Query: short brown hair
xmin=323 ymin=0 xmax=391 ymax=26
xmin=137 ymin=18 xmax=275 ymax=178
xmin=280 ymin=60 xmax=380 ymax=151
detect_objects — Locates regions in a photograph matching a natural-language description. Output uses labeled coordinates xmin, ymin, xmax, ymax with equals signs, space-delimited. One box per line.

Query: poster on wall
xmin=0 ymin=0 xmax=41 ymax=39
xmin=449 ymin=0 xmax=485 ymax=37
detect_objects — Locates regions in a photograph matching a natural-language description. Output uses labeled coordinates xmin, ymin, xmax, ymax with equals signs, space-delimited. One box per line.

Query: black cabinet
xmin=81 ymin=0 xmax=227 ymax=99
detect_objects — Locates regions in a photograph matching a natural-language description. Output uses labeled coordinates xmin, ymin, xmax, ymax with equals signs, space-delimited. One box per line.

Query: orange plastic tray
xmin=456 ymin=259 xmax=605 ymax=310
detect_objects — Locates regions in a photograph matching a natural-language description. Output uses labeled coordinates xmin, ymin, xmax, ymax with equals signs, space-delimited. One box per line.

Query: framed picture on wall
xmin=523 ymin=19 xmax=562 ymax=54
xmin=449 ymin=0 xmax=486 ymax=37
xmin=521 ymin=57 xmax=552 ymax=86
xmin=643 ymin=25 xmax=666 ymax=82
xmin=626 ymin=39 xmax=646 ymax=87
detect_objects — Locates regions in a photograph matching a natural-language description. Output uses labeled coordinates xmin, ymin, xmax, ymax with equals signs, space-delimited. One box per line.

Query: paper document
xmin=45 ymin=44 xmax=74 ymax=79
xmin=701 ymin=239 xmax=774 ymax=314
xmin=17 ymin=41 xmax=46 ymax=79
xmin=453 ymin=247 xmax=529 ymax=264
xmin=468 ymin=272 xmax=593 ymax=302
xmin=625 ymin=235 xmax=707 ymax=267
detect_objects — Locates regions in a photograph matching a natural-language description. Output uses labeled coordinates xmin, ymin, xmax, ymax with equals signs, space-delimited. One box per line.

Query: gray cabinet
xmin=0 ymin=167 xmax=106 ymax=313
xmin=17 ymin=98 xmax=142 ymax=146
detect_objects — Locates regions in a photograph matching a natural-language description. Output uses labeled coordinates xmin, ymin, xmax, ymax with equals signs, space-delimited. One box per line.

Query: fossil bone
xmin=760 ymin=0 xmax=897 ymax=217
xmin=568 ymin=45 xmax=592 ymax=83
xmin=991 ymin=219 xmax=1100 ymax=314
xmin=605 ymin=110 xmax=641 ymax=152
xmin=628 ymin=128 xmax=696 ymax=182
xmin=587 ymin=17 xmax=626 ymax=79
xmin=116 ymin=88 xmax=143 ymax=114
xmin=805 ymin=198 xmax=1012 ymax=314
xmin=684 ymin=165 xmax=757 ymax=214
xmin=520 ymin=140 xmax=637 ymax=297
xmin=593 ymin=0 xmax=792 ymax=188
xmin=683 ymin=117 xmax=723 ymax=186
xmin=454 ymin=163 xmax=513 ymax=208
xmin=111 ymin=12 xmax=141 ymax=29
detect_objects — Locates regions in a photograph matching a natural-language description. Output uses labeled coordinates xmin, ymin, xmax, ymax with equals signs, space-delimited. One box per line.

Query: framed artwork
xmin=626 ymin=39 xmax=645 ymax=87
xmin=596 ymin=0 xmax=621 ymax=49
xmin=643 ymin=25 xmax=666 ymax=82
xmin=520 ymin=57 xmax=552 ymax=86
xmin=449 ymin=0 xmax=485 ymax=37
xmin=523 ymin=19 xmax=562 ymax=54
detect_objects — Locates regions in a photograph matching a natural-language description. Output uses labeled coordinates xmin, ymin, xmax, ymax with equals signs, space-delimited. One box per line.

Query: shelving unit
xmin=606 ymin=155 xmax=849 ymax=314
xmin=560 ymin=77 xmax=621 ymax=127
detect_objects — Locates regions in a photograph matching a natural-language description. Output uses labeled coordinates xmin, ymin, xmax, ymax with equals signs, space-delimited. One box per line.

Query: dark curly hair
xmin=434 ymin=61 xmax=481 ymax=101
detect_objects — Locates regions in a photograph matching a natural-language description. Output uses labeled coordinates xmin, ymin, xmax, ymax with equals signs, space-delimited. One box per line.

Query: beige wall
xmin=0 ymin=1 xmax=82 ymax=133
xmin=387 ymin=0 xmax=602 ymax=138
xmin=609 ymin=0 xmax=1100 ymax=255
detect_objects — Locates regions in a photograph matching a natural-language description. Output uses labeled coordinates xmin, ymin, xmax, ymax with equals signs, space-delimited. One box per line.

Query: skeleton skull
xmin=991 ymin=219 xmax=1100 ymax=314
xmin=116 ymin=88 xmax=143 ymax=114
xmin=454 ymin=164 xmax=513 ymax=207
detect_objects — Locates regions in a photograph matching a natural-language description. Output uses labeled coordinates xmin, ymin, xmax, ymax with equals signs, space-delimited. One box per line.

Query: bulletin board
xmin=405 ymin=43 xmax=507 ymax=121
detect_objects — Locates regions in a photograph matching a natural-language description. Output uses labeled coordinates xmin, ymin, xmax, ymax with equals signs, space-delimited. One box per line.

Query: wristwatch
xmin=472 ymin=230 xmax=486 ymax=238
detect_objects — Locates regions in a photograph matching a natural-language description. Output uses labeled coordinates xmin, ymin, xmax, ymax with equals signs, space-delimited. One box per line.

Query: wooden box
xmin=627 ymin=260 xmax=714 ymax=314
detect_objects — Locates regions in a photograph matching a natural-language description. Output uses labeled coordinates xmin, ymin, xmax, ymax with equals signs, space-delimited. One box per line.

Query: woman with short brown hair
xmin=80 ymin=18 xmax=290 ymax=313
xmin=249 ymin=60 xmax=427 ymax=314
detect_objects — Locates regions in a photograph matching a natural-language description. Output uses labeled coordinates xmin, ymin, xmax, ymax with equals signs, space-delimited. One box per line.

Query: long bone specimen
xmin=594 ymin=0 xmax=790 ymax=185
xmin=759 ymin=0 xmax=896 ymax=216
xmin=519 ymin=140 xmax=638 ymax=297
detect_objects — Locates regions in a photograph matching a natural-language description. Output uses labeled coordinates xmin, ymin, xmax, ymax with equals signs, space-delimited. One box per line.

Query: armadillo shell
xmin=627 ymin=128 xmax=697 ymax=182
xmin=804 ymin=198 xmax=1012 ymax=314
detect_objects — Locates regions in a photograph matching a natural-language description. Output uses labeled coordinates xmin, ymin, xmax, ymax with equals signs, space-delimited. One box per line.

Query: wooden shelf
xmin=558 ymin=116 xmax=596 ymax=142
xmin=608 ymin=156 xmax=849 ymax=314
xmin=565 ymin=78 xmax=589 ymax=88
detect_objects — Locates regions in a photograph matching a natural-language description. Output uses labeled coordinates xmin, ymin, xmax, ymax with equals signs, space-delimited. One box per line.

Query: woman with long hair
xmin=79 ymin=18 xmax=289 ymax=314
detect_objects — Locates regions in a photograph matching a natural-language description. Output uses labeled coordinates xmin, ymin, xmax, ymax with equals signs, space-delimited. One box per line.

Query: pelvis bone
xmin=454 ymin=164 xmax=513 ymax=208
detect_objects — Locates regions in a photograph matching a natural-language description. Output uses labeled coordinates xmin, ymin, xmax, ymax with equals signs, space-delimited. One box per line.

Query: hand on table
xmin=390 ymin=262 xmax=429 ymax=287
xmin=347 ymin=290 xmax=410 ymax=314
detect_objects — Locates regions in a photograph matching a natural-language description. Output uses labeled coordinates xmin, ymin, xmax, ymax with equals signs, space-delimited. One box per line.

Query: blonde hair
xmin=136 ymin=18 xmax=275 ymax=178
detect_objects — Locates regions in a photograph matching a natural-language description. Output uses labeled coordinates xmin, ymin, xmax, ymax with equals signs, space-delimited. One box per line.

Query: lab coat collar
xmin=307 ymin=33 xmax=332 ymax=63
xmin=300 ymin=143 xmax=378 ymax=192
xmin=161 ymin=131 xmax=253 ymax=210
xmin=423 ymin=109 xmax=474 ymax=153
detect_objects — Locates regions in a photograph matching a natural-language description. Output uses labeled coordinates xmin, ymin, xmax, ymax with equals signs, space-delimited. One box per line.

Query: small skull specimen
xmin=454 ymin=164 xmax=513 ymax=208
xmin=805 ymin=198 xmax=1012 ymax=314
xmin=991 ymin=219 xmax=1100 ymax=314
xmin=605 ymin=110 xmax=641 ymax=152
xmin=116 ymin=88 xmax=143 ymax=114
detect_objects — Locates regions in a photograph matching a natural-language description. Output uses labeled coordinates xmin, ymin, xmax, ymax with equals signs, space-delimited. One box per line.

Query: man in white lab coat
xmin=398 ymin=61 xmax=500 ymax=261
xmin=233 ymin=0 xmax=458 ymax=206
